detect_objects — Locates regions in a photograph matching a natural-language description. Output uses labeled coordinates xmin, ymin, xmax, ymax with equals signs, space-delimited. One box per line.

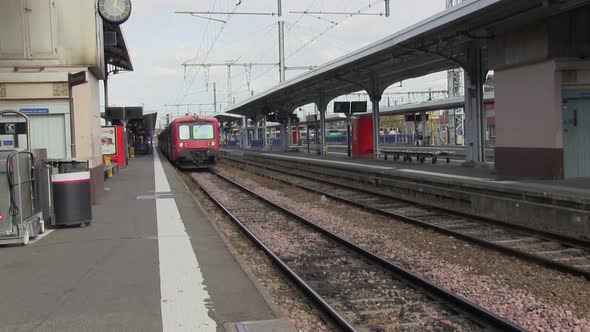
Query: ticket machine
xmin=0 ymin=111 xmax=28 ymax=151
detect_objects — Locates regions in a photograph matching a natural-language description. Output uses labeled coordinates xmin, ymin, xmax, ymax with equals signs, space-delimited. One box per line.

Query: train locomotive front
xmin=158 ymin=116 xmax=220 ymax=169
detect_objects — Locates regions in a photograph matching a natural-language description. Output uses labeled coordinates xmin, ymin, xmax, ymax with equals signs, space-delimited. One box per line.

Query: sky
xmin=104 ymin=0 xmax=453 ymax=120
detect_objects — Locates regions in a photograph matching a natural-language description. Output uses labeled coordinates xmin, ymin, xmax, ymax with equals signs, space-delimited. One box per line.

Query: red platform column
xmin=352 ymin=116 xmax=374 ymax=157
xmin=110 ymin=125 xmax=126 ymax=168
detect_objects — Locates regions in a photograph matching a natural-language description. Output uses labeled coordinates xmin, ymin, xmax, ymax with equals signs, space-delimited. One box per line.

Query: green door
xmin=563 ymin=98 xmax=590 ymax=178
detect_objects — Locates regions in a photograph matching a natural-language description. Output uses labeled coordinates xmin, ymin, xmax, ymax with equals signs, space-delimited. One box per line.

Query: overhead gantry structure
xmin=226 ymin=0 xmax=590 ymax=163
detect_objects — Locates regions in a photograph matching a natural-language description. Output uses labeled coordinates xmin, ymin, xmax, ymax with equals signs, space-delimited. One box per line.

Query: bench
xmin=379 ymin=149 xmax=454 ymax=164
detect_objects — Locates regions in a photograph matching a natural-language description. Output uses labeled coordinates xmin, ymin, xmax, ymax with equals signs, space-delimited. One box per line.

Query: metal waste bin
xmin=45 ymin=159 xmax=92 ymax=227
xmin=51 ymin=172 xmax=92 ymax=226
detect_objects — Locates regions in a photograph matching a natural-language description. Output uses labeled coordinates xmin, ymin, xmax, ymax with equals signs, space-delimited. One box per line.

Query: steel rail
xmin=224 ymin=155 xmax=590 ymax=280
xmin=232 ymin=154 xmax=590 ymax=249
xmin=199 ymin=170 xmax=525 ymax=331
xmin=193 ymin=174 xmax=356 ymax=331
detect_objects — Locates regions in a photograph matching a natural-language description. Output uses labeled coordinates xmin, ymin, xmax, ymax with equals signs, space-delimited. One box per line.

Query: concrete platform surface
xmin=224 ymin=148 xmax=590 ymax=201
xmin=0 ymin=153 xmax=276 ymax=332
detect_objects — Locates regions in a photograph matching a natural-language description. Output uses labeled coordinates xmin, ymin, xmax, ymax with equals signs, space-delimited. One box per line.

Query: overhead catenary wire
xmin=230 ymin=0 xmax=385 ymax=97
xmin=173 ymin=0 xmax=217 ymax=105
xmin=176 ymin=1 xmax=244 ymax=105
xmin=201 ymin=0 xmax=322 ymax=98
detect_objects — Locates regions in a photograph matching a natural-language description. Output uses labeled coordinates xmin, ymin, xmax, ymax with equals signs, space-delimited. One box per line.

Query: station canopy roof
xmin=227 ymin=0 xmax=587 ymax=118
xmin=215 ymin=113 xmax=244 ymax=123
xmin=104 ymin=22 xmax=133 ymax=73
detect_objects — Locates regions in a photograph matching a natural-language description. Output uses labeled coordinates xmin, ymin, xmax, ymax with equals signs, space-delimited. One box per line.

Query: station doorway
xmin=563 ymin=96 xmax=590 ymax=178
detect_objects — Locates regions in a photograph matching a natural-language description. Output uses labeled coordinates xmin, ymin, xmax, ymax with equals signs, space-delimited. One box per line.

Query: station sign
xmin=334 ymin=101 xmax=367 ymax=116
xmin=404 ymin=114 xmax=429 ymax=122
xmin=106 ymin=107 xmax=125 ymax=120
xmin=20 ymin=108 xmax=49 ymax=114
xmin=0 ymin=123 xmax=26 ymax=135
xmin=125 ymin=106 xmax=143 ymax=120
xmin=69 ymin=71 xmax=87 ymax=87
xmin=350 ymin=101 xmax=367 ymax=114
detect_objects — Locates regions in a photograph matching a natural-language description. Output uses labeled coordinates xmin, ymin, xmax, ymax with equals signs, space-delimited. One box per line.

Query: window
xmin=193 ymin=124 xmax=214 ymax=140
xmin=0 ymin=0 xmax=57 ymax=60
xmin=179 ymin=125 xmax=190 ymax=140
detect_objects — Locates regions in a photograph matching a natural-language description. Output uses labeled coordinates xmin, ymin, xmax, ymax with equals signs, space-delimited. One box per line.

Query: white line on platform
xmin=30 ymin=229 xmax=55 ymax=244
xmin=397 ymin=169 xmax=515 ymax=183
xmin=154 ymin=152 xmax=216 ymax=332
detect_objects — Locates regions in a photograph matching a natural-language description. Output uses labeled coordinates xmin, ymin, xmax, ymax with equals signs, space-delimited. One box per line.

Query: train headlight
xmin=179 ymin=142 xmax=185 ymax=148
xmin=209 ymin=141 xmax=215 ymax=147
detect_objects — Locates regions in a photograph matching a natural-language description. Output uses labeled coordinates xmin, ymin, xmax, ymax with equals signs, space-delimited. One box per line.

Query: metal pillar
xmin=103 ymin=77 xmax=109 ymax=112
xmin=263 ymin=116 xmax=267 ymax=148
xmin=280 ymin=123 xmax=286 ymax=152
xmin=286 ymin=113 xmax=292 ymax=146
xmin=277 ymin=0 xmax=282 ymax=16
xmin=278 ymin=21 xmax=286 ymax=83
xmin=253 ymin=116 xmax=259 ymax=140
xmin=316 ymin=94 xmax=328 ymax=156
xmin=421 ymin=112 xmax=427 ymax=146
xmin=463 ymin=47 xmax=486 ymax=164
xmin=385 ymin=0 xmax=390 ymax=17
xmin=371 ymin=96 xmax=381 ymax=159
xmin=240 ymin=116 xmax=246 ymax=149
xmin=366 ymin=76 xmax=383 ymax=160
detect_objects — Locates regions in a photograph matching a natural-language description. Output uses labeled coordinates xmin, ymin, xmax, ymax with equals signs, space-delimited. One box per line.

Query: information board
xmin=334 ymin=101 xmax=367 ymax=116
xmin=101 ymin=126 xmax=117 ymax=155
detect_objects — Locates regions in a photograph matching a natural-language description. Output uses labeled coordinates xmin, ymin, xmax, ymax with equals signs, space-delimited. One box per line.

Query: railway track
xmin=190 ymin=170 xmax=524 ymax=331
xmin=223 ymin=155 xmax=590 ymax=280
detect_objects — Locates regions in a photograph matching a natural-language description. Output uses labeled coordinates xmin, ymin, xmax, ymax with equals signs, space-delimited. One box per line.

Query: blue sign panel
xmin=3 ymin=141 xmax=14 ymax=146
xmin=20 ymin=108 xmax=49 ymax=114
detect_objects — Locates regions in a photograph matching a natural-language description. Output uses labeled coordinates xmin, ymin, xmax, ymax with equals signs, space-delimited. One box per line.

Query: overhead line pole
xmin=278 ymin=0 xmax=282 ymax=16
xmin=279 ymin=21 xmax=286 ymax=83
xmin=226 ymin=61 xmax=232 ymax=106
xmin=213 ymin=82 xmax=217 ymax=113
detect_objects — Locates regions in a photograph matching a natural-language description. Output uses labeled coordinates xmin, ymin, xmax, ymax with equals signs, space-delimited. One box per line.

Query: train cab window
xmin=179 ymin=125 xmax=190 ymax=140
xmin=193 ymin=124 xmax=214 ymax=140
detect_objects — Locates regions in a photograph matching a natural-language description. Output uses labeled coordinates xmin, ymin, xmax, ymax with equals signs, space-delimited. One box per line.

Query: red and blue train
xmin=158 ymin=116 xmax=220 ymax=169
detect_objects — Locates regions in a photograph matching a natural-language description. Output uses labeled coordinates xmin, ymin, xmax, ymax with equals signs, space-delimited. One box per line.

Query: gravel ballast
xmin=216 ymin=162 xmax=590 ymax=331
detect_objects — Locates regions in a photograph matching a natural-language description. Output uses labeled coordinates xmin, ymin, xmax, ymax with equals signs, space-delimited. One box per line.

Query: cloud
xmin=107 ymin=0 xmax=452 ymax=112
xmin=153 ymin=66 xmax=181 ymax=78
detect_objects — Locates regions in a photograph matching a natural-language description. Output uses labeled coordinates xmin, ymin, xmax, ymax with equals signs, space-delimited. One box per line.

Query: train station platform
xmin=222 ymin=148 xmax=590 ymax=240
xmin=0 ymin=153 xmax=278 ymax=331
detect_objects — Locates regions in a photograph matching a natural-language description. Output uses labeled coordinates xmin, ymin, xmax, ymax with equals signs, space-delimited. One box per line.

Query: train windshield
xmin=193 ymin=124 xmax=214 ymax=139
xmin=178 ymin=123 xmax=215 ymax=140
xmin=179 ymin=125 xmax=191 ymax=140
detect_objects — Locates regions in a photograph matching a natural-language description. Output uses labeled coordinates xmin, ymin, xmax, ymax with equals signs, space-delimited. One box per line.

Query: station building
xmin=0 ymin=0 xmax=132 ymax=202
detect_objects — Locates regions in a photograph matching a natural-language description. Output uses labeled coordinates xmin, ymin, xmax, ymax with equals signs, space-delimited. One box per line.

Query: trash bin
xmin=51 ymin=171 xmax=92 ymax=226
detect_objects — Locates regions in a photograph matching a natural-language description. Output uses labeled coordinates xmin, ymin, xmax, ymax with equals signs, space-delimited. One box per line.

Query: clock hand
xmin=113 ymin=0 xmax=118 ymax=9
xmin=114 ymin=4 xmax=127 ymax=13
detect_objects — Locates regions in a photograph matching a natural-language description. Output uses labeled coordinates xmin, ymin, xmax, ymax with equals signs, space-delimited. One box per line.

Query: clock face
xmin=98 ymin=0 xmax=132 ymax=24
